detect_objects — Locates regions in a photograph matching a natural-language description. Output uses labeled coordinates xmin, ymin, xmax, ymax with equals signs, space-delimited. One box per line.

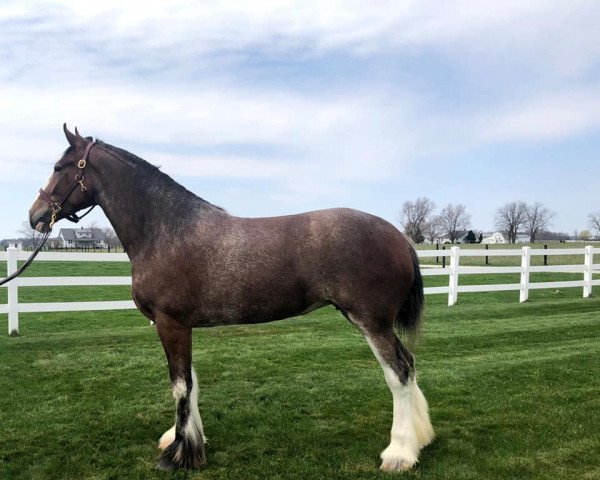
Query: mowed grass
xmin=0 ymin=269 xmax=599 ymax=479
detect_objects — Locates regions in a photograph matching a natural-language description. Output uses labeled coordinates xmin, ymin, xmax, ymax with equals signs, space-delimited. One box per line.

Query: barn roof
xmin=59 ymin=228 xmax=105 ymax=241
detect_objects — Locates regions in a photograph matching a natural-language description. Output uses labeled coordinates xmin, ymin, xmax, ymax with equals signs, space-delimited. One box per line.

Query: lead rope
xmin=0 ymin=230 xmax=51 ymax=287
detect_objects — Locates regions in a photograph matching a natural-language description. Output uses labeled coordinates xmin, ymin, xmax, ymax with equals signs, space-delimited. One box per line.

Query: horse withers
xmin=28 ymin=125 xmax=434 ymax=471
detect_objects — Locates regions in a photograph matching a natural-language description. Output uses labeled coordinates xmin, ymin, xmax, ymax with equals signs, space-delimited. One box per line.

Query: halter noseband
xmin=38 ymin=140 xmax=97 ymax=230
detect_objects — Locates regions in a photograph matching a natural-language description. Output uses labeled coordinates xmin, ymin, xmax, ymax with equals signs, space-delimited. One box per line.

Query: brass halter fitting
xmin=76 ymin=158 xmax=87 ymax=191
xmin=49 ymin=209 xmax=59 ymax=229
xmin=76 ymin=173 xmax=87 ymax=192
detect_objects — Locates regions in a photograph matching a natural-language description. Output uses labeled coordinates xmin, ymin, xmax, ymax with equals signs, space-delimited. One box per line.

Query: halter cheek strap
xmin=38 ymin=140 xmax=97 ymax=229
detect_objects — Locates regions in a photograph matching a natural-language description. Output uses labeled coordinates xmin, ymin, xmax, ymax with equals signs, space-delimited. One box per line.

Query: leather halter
xmin=38 ymin=140 xmax=97 ymax=229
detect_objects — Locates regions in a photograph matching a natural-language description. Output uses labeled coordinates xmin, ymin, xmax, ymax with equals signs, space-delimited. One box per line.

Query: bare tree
xmin=422 ymin=216 xmax=443 ymax=244
xmin=589 ymin=211 xmax=600 ymax=236
xmin=398 ymin=197 xmax=436 ymax=244
xmin=438 ymin=204 xmax=471 ymax=243
xmin=537 ymin=230 xmax=570 ymax=242
xmin=525 ymin=202 xmax=554 ymax=243
xmin=579 ymin=229 xmax=592 ymax=241
xmin=494 ymin=201 xmax=527 ymax=243
xmin=16 ymin=220 xmax=42 ymax=248
xmin=103 ymin=227 xmax=122 ymax=251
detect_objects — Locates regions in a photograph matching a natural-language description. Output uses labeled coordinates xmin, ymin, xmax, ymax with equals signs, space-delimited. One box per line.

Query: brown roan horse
xmin=29 ymin=125 xmax=434 ymax=472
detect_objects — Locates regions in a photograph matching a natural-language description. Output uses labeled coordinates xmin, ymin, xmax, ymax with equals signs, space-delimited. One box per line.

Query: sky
xmin=1 ymin=0 xmax=599 ymax=239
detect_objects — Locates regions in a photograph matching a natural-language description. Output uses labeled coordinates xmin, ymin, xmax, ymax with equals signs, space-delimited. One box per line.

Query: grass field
xmin=1 ymin=263 xmax=599 ymax=480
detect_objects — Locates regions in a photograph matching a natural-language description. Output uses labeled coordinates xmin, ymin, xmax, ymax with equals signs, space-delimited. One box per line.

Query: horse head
xmin=29 ymin=124 xmax=98 ymax=232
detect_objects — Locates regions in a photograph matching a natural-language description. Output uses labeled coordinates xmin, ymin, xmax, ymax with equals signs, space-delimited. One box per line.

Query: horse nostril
xmin=30 ymin=215 xmax=41 ymax=230
xmin=29 ymin=208 xmax=48 ymax=230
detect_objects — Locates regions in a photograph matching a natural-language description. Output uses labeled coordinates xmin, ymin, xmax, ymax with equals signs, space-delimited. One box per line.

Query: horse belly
xmin=192 ymin=274 xmax=315 ymax=326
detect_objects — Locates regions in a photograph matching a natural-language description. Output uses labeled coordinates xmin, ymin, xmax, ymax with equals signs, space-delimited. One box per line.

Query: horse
xmin=28 ymin=125 xmax=434 ymax=471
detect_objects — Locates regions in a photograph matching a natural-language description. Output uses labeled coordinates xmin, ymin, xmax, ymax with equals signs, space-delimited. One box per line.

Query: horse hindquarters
xmin=155 ymin=315 xmax=206 ymax=469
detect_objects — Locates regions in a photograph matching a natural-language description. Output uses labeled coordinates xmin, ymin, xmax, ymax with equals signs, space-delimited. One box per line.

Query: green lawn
xmin=0 ymin=280 xmax=599 ymax=480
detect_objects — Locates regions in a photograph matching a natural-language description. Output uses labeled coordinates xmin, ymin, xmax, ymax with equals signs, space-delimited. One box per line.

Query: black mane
xmin=96 ymin=140 xmax=225 ymax=213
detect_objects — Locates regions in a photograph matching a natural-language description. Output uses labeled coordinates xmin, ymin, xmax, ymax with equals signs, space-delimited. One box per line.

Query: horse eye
xmin=53 ymin=165 xmax=63 ymax=173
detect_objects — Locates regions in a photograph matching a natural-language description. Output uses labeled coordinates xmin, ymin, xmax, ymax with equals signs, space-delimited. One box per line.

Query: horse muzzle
xmin=29 ymin=199 xmax=52 ymax=233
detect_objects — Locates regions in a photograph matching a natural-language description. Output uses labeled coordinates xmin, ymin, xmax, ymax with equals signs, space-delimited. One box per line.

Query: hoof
xmin=156 ymin=458 xmax=176 ymax=471
xmin=380 ymin=456 xmax=416 ymax=472
xmin=158 ymin=436 xmax=207 ymax=470
xmin=380 ymin=443 xmax=417 ymax=472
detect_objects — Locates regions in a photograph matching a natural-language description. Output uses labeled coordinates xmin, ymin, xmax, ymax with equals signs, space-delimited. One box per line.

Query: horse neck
xmin=92 ymin=147 xmax=210 ymax=258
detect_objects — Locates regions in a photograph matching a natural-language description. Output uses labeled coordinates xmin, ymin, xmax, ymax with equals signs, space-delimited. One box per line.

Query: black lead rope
xmin=0 ymin=230 xmax=51 ymax=287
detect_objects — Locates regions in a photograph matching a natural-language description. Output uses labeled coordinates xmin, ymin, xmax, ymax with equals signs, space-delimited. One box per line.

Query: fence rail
xmin=1 ymin=246 xmax=599 ymax=335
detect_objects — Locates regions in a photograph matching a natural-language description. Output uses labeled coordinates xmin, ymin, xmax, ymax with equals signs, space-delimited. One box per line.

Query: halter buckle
xmin=78 ymin=159 xmax=86 ymax=169
xmin=51 ymin=202 xmax=62 ymax=214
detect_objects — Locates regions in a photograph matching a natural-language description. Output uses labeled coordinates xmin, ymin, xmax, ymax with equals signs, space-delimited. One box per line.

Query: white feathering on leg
xmin=158 ymin=425 xmax=175 ymax=451
xmin=185 ymin=368 xmax=206 ymax=444
xmin=364 ymin=335 xmax=420 ymax=471
xmin=410 ymin=377 xmax=434 ymax=449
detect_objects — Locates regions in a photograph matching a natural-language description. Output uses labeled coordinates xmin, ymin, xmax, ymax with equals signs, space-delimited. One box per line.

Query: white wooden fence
xmin=0 ymin=249 xmax=134 ymax=335
xmin=1 ymin=246 xmax=599 ymax=335
xmin=419 ymin=246 xmax=599 ymax=306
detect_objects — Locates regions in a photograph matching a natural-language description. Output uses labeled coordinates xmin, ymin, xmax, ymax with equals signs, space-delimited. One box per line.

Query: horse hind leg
xmin=353 ymin=317 xmax=434 ymax=471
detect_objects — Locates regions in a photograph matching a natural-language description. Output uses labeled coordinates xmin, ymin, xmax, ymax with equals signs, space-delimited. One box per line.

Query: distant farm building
xmin=515 ymin=234 xmax=530 ymax=243
xmin=59 ymin=228 xmax=107 ymax=249
xmin=1 ymin=239 xmax=23 ymax=250
xmin=481 ymin=232 xmax=506 ymax=244
xmin=481 ymin=232 xmax=530 ymax=244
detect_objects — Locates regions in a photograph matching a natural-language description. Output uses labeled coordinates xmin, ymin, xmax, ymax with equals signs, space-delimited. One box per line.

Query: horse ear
xmin=74 ymin=127 xmax=83 ymax=140
xmin=63 ymin=123 xmax=77 ymax=146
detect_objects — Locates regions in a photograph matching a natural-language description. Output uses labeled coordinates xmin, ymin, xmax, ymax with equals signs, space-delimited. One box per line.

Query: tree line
xmin=399 ymin=198 xmax=600 ymax=244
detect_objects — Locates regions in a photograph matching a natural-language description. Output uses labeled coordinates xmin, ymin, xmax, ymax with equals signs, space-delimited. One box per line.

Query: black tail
xmin=396 ymin=245 xmax=424 ymax=336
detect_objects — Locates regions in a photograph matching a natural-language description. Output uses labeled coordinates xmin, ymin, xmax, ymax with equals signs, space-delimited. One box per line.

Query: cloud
xmin=481 ymin=89 xmax=600 ymax=142
xmin=0 ymin=82 xmax=417 ymax=194
xmin=151 ymin=153 xmax=296 ymax=179
xmin=1 ymin=0 xmax=600 ymax=237
xmin=2 ymin=0 xmax=599 ymax=85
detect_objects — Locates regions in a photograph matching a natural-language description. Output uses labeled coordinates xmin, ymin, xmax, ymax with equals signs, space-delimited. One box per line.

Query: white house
xmin=515 ymin=234 xmax=531 ymax=244
xmin=481 ymin=232 xmax=531 ymax=244
xmin=481 ymin=232 xmax=506 ymax=244
xmin=2 ymin=240 xmax=23 ymax=250
xmin=59 ymin=228 xmax=107 ymax=248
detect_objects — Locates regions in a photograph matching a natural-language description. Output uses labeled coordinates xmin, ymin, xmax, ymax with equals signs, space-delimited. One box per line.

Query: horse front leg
xmin=155 ymin=314 xmax=206 ymax=469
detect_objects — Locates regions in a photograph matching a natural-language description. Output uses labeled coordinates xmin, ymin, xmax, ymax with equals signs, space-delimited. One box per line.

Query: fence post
xmin=520 ymin=246 xmax=531 ymax=303
xmin=448 ymin=246 xmax=460 ymax=306
xmin=583 ymin=245 xmax=593 ymax=298
xmin=7 ymin=247 xmax=19 ymax=335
